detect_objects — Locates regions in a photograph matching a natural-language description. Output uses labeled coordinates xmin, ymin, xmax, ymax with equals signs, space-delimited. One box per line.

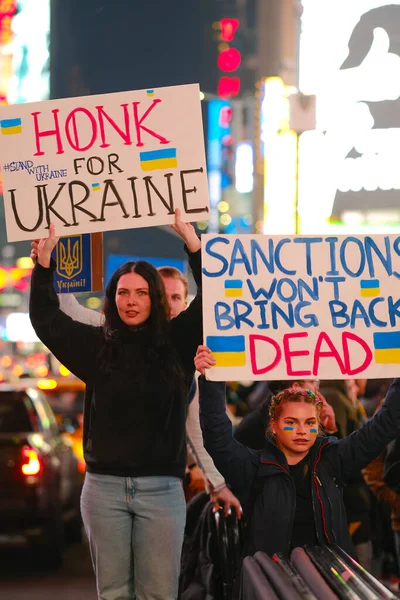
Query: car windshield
xmin=0 ymin=392 xmax=33 ymax=433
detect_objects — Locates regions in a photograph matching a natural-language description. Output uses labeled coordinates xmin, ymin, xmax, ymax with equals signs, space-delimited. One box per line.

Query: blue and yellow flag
xmin=373 ymin=331 xmax=400 ymax=364
xmin=360 ymin=279 xmax=380 ymax=297
xmin=140 ymin=148 xmax=177 ymax=171
xmin=224 ymin=279 xmax=243 ymax=297
xmin=1 ymin=118 xmax=22 ymax=135
xmin=206 ymin=335 xmax=246 ymax=367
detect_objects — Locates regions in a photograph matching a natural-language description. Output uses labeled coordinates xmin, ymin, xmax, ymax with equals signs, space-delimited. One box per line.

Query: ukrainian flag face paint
xmin=283 ymin=426 xmax=294 ymax=434
xmin=272 ymin=403 xmax=319 ymax=460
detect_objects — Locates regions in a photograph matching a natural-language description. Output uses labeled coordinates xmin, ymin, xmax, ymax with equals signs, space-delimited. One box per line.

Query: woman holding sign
xmin=195 ymin=345 xmax=400 ymax=579
xmin=29 ymin=211 xmax=202 ymax=600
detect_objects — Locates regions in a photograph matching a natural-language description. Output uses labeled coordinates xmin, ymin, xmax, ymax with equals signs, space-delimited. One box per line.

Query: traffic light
xmin=215 ymin=17 xmax=241 ymax=98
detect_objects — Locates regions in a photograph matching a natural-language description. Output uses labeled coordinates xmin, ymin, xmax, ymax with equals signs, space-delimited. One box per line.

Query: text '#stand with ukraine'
xmin=0 ymin=83 xmax=209 ymax=242
xmin=202 ymin=233 xmax=400 ymax=380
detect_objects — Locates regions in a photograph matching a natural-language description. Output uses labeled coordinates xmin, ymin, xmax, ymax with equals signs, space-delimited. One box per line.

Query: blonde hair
xmin=269 ymin=388 xmax=323 ymax=420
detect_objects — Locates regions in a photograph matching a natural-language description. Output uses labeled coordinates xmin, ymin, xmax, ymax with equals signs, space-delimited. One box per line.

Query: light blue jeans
xmin=81 ymin=472 xmax=186 ymax=600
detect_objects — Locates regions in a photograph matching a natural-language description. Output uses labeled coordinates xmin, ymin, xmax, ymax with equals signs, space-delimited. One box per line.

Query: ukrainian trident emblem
xmin=56 ymin=235 xmax=83 ymax=280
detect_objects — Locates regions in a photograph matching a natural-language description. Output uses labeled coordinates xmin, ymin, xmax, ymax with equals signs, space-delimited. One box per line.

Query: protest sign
xmin=202 ymin=233 xmax=400 ymax=380
xmin=0 ymin=83 xmax=209 ymax=242
xmin=52 ymin=232 xmax=103 ymax=293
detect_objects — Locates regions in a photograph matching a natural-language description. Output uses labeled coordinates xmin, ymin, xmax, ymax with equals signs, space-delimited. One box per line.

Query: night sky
xmin=52 ymin=0 xmax=220 ymax=99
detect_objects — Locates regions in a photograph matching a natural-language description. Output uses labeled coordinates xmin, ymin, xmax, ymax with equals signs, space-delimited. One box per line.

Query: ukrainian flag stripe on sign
xmin=360 ymin=279 xmax=380 ymax=289
xmin=225 ymin=288 xmax=243 ymax=297
xmin=212 ymin=351 xmax=246 ymax=367
xmin=1 ymin=126 xmax=22 ymax=135
xmin=1 ymin=118 xmax=22 ymax=128
xmin=375 ymin=349 xmax=400 ymax=364
xmin=140 ymin=158 xmax=178 ymax=171
xmin=207 ymin=335 xmax=245 ymax=353
xmin=361 ymin=288 xmax=380 ymax=297
xmin=140 ymin=148 xmax=177 ymax=161
xmin=373 ymin=331 xmax=400 ymax=349
xmin=224 ymin=280 xmax=243 ymax=289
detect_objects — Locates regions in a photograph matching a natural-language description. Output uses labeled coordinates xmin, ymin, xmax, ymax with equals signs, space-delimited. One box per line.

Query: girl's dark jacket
xmin=199 ymin=376 xmax=400 ymax=559
xmin=29 ymin=248 xmax=203 ymax=480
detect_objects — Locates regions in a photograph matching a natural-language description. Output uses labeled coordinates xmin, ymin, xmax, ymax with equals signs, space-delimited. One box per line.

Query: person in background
xmin=385 ymin=434 xmax=400 ymax=574
xmin=361 ymin=379 xmax=393 ymax=418
xmin=234 ymin=378 xmax=337 ymax=450
xmin=362 ymin=398 xmax=400 ymax=583
xmin=319 ymin=379 xmax=373 ymax=570
xmin=31 ymin=245 xmax=241 ymax=519
xmin=195 ymin=345 xmax=400 ymax=587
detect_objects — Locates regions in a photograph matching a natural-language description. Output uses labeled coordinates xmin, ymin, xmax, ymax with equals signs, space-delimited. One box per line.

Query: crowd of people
xmin=29 ymin=219 xmax=400 ymax=600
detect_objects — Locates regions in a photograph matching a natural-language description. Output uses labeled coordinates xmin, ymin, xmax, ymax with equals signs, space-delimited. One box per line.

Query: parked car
xmin=0 ymin=382 xmax=82 ymax=567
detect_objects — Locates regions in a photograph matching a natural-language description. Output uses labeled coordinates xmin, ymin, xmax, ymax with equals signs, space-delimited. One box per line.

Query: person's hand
xmin=30 ymin=239 xmax=39 ymax=265
xmin=171 ymin=208 xmax=200 ymax=253
xmin=194 ymin=345 xmax=216 ymax=375
xmin=35 ymin=223 xmax=58 ymax=268
xmin=210 ymin=485 xmax=243 ymax=519
xmin=318 ymin=392 xmax=337 ymax=434
xmin=187 ymin=465 xmax=206 ymax=496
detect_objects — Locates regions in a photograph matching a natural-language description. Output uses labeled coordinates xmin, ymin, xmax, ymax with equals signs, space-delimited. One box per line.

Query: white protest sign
xmin=202 ymin=233 xmax=400 ymax=380
xmin=0 ymin=83 xmax=209 ymax=242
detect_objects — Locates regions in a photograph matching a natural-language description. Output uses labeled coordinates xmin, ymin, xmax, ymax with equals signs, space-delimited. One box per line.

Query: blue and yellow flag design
xmin=206 ymin=335 xmax=246 ymax=367
xmin=224 ymin=279 xmax=243 ymax=297
xmin=360 ymin=279 xmax=380 ymax=297
xmin=1 ymin=118 xmax=22 ymax=135
xmin=140 ymin=148 xmax=177 ymax=171
xmin=373 ymin=331 xmax=400 ymax=364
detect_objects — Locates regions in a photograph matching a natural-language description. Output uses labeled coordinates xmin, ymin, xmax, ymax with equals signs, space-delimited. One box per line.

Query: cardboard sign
xmin=52 ymin=232 xmax=103 ymax=293
xmin=0 ymin=83 xmax=209 ymax=242
xmin=202 ymin=233 xmax=400 ymax=380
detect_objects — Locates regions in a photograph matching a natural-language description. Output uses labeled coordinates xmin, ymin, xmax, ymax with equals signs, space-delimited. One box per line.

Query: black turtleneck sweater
xmin=29 ymin=248 xmax=203 ymax=479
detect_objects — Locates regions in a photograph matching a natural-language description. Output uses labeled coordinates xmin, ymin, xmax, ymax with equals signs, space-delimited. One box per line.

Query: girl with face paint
xmin=195 ymin=345 xmax=400 ymax=584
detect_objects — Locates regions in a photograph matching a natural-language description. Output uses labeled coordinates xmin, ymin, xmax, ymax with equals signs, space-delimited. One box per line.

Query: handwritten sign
xmin=202 ymin=233 xmax=400 ymax=380
xmin=0 ymin=83 xmax=209 ymax=242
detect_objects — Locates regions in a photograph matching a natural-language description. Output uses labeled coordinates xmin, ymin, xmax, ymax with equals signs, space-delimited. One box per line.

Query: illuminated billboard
xmin=0 ymin=0 xmax=50 ymax=194
xmin=261 ymin=77 xmax=297 ymax=235
xmin=1 ymin=0 xmax=50 ymax=104
xmin=299 ymin=0 xmax=400 ymax=233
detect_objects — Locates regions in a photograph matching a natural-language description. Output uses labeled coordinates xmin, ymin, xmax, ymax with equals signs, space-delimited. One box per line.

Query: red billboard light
xmin=220 ymin=18 xmax=240 ymax=42
xmin=218 ymin=76 xmax=241 ymax=98
xmin=217 ymin=47 xmax=241 ymax=73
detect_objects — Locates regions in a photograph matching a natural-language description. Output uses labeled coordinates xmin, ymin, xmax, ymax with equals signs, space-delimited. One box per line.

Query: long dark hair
xmin=100 ymin=261 xmax=186 ymax=397
xmin=103 ymin=260 xmax=169 ymax=341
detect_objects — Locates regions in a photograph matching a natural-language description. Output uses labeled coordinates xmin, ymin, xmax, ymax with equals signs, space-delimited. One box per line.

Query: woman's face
xmin=115 ymin=272 xmax=151 ymax=326
xmin=271 ymin=402 xmax=319 ymax=464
